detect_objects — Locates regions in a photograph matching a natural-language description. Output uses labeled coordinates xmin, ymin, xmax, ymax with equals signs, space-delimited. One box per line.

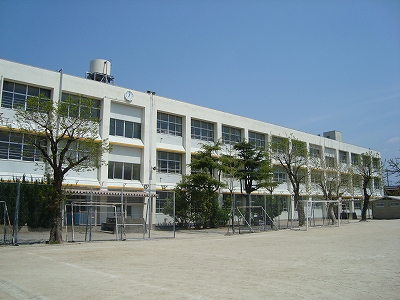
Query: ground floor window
xmin=156 ymin=191 xmax=174 ymax=213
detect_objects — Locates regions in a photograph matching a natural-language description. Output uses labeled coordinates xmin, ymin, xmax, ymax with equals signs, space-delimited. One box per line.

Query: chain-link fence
xmin=0 ymin=181 xmax=176 ymax=245
xmin=0 ymin=181 xmax=51 ymax=245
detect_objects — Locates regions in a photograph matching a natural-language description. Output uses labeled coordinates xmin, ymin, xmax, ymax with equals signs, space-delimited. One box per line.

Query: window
xmin=222 ymin=125 xmax=241 ymax=145
xmin=339 ymin=151 xmax=348 ymax=164
xmin=157 ymin=112 xmax=182 ymax=136
xmin=390 ymin=202 xmax=400 ymax=207
xmin=325 ymin=148 xmax=336 ymax=167
xmin=354 ymin=200 xmax=362 ymax=209
xmin=375 ymin=203 xmax=384 ymax=208
xmin=156 ymin=191 xmax=174 ymax=213
xmin=373 ymin=157 xmax=381 ymax=169
xmin=275 ymin=195 xmax=287 ymax=211
xmin=248 ymin=131 xmax=265 ymax=149
xmin=273 ymin=165 xmax=287 ymax=183
xmin=61 ymin=93 xmax=101 ymax=119
xmin=0 ymin=130 xmax=44 ymax=162
xmin=191 ymin=119 xmax=214 ymax=141
xmin=309 ymin=145 xmax=321 ymax=158
xmin=351 ymin=153 xmax=360 ymax=165
xmin=108 ymin=161 xmax=140 ymax=180
xmin=373 ymin=178 xmax=381 ymax=190
xmin=109 ymin=118 xmax=141 ymax=139
xmin=311 ymin=170 xmax=323 ymax=183
xmin=1 ymin=80 xmax=51 ymax=110
xmin=157 ymin=151 xmax=182 ymax=174
xmin=352 ymin=175 xmax=362 ymax=188
xmin=340 ymin=173 xmax=351 ymax=186
xmin=271 ymin=136 xmax=287 ymax=153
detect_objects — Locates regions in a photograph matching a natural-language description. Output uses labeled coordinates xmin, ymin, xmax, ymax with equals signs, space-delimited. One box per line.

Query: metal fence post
xmin=12 ymin=182 xmax=20 ymax=245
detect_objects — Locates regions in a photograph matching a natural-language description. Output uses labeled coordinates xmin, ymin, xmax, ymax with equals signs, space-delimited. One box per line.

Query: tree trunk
xmin=245 ymin=194 xmax=251 ymax=225
xmin=361 ymin=195 xmax=370 ymax=221
xmin=297 ymin=200 xmax=306 ymax=227
xmin=49 ymin=206 xmax=63 ymax=243
xmin=48 ymin=177 xmax=64 ymax=243
xmin=327 ymin=202 xmax=337 ymax=225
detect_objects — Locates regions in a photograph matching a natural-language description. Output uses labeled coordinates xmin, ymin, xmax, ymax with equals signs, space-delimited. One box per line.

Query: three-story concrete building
xmin=0 ymin=58 xmax=382 ymax=226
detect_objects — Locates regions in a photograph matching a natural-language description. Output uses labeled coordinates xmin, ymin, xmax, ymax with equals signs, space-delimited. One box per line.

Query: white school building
xmin=0 ymin=58 xmax=382 ymax=227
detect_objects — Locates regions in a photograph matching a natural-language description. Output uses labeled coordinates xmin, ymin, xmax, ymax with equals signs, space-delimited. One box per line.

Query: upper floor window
xmin=157 ymin=151 xmax=182 ymax=174
xmin=311 ymin=170 xmax=323 ymax=183
xmin=222 ymin=125 xmax=241 ymax=145
xmin=351 ymin=153 xmax=360 ymax=166
xmin=61 ymin=93 xmax=101 ymax=119
xmin=339 ymin=151 xmax=348 ymax=164
xmin=271 ymin=136 xmax=287 ymax=153
xmin=325 ymin=148 xmax=336 ymax=168
xmin=309 ymin=145 xmax=321 ymax=158
xmin=109 ymin=118 xmax=141 ymax=139
xmin=157 ymin=112 xmax=182 ymax=136
xmin=373 ymin=178 xmax=381 ymax=190
xmin=273 ymin=165 xmax=287 ymax=183
xmin=0 ymin=130 xmax=44 ymax=162
xmin=248 ymin=131 xmax=265 ymax=149
xmin=108 ymin=161 xmax=140 ymax=180
xmin=373 ymin=157 xmax=381 ymax=169
xmin=1 ymin=80 xmax=51 ymax=110
xmin=191 ymin=119 xmax=214 ymax=141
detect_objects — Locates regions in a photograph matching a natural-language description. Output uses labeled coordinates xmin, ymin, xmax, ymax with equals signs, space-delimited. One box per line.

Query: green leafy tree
xmin=12 ymin=95 xmax=111 ymax=243
xmin=164 ymin=142 xmax=228 ymax=228
xmin=270 ymin=135 xmax=308 ymax=226
xmin=233 ymin=141 xmax=275 ymax=223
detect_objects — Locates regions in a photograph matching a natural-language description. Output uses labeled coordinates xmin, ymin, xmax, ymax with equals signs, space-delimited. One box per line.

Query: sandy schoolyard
xmin=0 ymin=219 xmax=399 ymax=300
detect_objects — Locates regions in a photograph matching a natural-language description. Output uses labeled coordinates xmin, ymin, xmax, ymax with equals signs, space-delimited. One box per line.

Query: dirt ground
xmin=0 ymin=219 xmax=399 ymax=300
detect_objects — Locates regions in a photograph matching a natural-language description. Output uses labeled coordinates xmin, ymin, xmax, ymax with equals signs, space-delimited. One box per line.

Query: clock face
xmin=124 ymin=91 xmax=134 ymax=102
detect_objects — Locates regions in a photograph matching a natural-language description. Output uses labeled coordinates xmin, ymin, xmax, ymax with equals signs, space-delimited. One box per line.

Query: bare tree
xmin=351 ymin=151 xmax=382 ymax=221
xmin=270 ymin=135 xmax=308 ymax=226
xmin=386 ymin=154 xmax=400 ymax=184
xmin=309 ymin=156 xmax=352 ymax=224
xmin=219 ymin=145 xmax=241 ymax=233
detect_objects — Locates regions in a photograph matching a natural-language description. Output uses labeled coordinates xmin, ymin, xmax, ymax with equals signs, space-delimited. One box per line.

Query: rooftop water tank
xmin=86 ymin=59 xmax=114 ymax=83
xmin=90 ymin=59 xmax=111 ymax=75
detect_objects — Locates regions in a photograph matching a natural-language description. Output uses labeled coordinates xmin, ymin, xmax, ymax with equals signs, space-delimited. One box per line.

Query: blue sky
xmin=1 ymin=0 xmax=399 ymax=183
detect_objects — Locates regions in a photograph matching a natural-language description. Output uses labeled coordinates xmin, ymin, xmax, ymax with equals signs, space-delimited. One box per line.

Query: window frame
xmin=222 ymin=125 xmax=241 ymax=145
xmin=108 ymin=161 xmax=140 ymax=181
xmin=109 ymin=118 xmax=141 ymax=139
xmin=1 ymin=80 xmax=51 ymax=110
xmin=157 ymin=151 xmax=182 ymax=174
xmin=157 ymin=112 xmax=182 ymax=137
xmin=248 ymin=131 xmax=265 ymax=149
xmin=191 ymin=119 xmax=214 ymax=141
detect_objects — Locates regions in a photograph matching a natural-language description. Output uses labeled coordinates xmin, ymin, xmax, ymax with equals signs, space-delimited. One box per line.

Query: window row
xmin=2 ymin=80 xmax=51 ymax=110
xmin=157 ymin=112 xmax=182 ymax=136
xmin=109 ymin=118 xmax=141 ymax=139
xmin=108 ymin=151 xmax=183 ymax=180
xmin=61 ymin=93 xmax=101 ymax=119
xmin=0 ymin=131 xmax=44 ymax=162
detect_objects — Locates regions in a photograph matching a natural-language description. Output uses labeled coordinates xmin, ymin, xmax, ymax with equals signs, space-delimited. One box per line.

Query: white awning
xmin=66 ymin=189 xmax=156 ymax=197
